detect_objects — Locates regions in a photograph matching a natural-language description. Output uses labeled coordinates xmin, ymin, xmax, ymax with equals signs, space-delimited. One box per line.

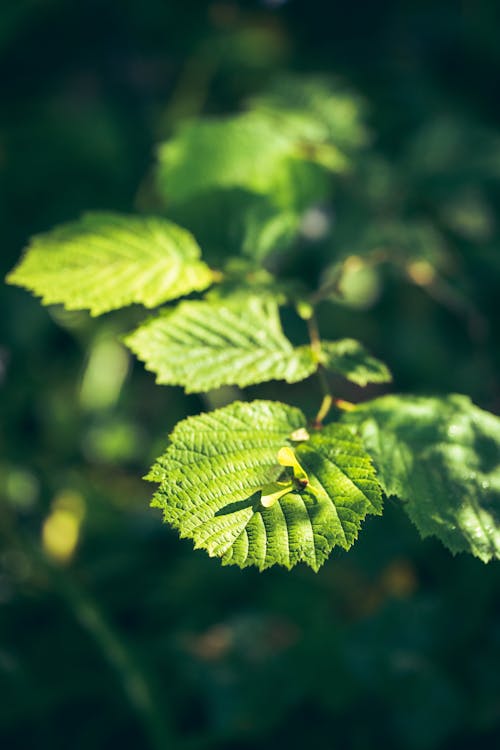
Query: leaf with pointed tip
xmin=6 ymin=213 xmax=213 ymax=315
xmin=125 ymin=297 xmax=317 ymax=392
xmin=149 ymin=400 xmax=383 ymax=571
xmin=320 ymin=339 xmax=392 ymax=386
xmin=343 ymin=394 xmax=500 ymax=562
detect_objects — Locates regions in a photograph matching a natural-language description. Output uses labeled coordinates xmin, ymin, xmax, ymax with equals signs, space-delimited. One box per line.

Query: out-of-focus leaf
xmin=125 ymin=297 xmax=317 ymax=392
xmin=320 ymin=339 xmax=392 ymax=386
xmin=250 ymin=74 xmax=369 ymax=152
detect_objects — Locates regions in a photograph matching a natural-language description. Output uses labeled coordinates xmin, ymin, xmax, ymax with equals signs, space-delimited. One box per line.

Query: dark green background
xmin=1 ymin=2 xmax=499 ymax=748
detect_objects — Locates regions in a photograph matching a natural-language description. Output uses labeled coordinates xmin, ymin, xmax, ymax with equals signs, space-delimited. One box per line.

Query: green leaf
xmin=163 ymin=189 xmax=303 ymax=265
xmin=343 ymin=394 xmax=500 ymax=562
xmin=125 ymin=297 xmax=317 ymax=392
xmin=239 ymin=202 xmax=301 ymax=262
xmin=205 ymin=260 xmax=306 ymax=305
xmin=157 ymin=111 xmax=332 ymax=207
xmin=155 ymin=110 xmax=336 ymax=262
xmin=149 ymin=400 xmax=383 ymax=571
xmin=320 ymin=339 xmax=392 ymax=386
xmin=157 ymin=113 xmax=281 ymax=201
xmin=6 ymin=212 xmax=214 ymax=315
xmin=250 ymin=74 xmax=369 ymax=153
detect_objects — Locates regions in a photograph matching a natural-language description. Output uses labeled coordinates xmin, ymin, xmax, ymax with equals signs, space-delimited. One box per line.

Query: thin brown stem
xmin=306 ymin=311 xmax=356 ymax=427
xmin=306 ymin=312 xmax=331 ymax=427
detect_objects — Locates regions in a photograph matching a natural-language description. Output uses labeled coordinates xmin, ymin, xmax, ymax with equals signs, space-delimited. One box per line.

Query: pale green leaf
xmin=157 ymin=111 xmax=331 ymax=207
xmin=149 ymin=400 xmax=383 ymax=571
xmin=320 ymin=339 xmax=392 ymax=386
xmin=343 ymin=394 xmax=500 ymax=562
xmin=6 ymin=212 xmax=214 ymax=315
xmin=125 ymin=297 xmax=317 ymax=392
xmin=250 ymin=75 xmax=369 ymax=152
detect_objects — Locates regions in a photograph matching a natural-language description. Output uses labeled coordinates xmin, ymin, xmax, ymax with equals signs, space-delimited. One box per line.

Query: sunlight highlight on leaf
xmin=150 ymin=401 xmax=382 ymax=570
xmin=7 ymin=213 xmax=214 ymax=315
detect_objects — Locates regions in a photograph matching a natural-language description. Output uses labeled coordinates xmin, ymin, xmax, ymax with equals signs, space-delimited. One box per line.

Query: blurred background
xmin=1 ymin=1 xmax=500 ymax=748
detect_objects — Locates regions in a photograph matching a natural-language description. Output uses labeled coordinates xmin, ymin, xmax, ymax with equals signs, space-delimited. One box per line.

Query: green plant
xmin=7 ymin=77 xmax=500 ymax=571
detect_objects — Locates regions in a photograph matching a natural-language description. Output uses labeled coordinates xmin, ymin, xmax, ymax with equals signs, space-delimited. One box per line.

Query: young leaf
xmin=125 ymin=297 xmax=317 ymax=392
xmin=343 ymin=394 xmax=500 ymax=562
xmin=149 ymin=400 xmax=383 ymax=571
xmin=6 ymin=212 xmax=213 ymax=315
xmin=320 ymin=339 xmax=392 ymax=386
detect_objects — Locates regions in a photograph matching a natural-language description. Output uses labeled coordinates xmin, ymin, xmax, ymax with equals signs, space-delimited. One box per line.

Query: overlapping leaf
xmin=149 ymin=400 xmax=383 ymax=570
xmin=125 ymin=297 xmax=317 ymax=392
xmin=320 ymin=339 xmax=392 ymax=386
xmin=343 ymin=394 xmax=500 ymax=561
xmin=6 ymin=212 xmax=213 ymax=315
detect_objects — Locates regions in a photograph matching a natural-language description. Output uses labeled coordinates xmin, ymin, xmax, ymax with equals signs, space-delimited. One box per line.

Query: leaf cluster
xmin=6 ymin=76 xmax=500 ymax=570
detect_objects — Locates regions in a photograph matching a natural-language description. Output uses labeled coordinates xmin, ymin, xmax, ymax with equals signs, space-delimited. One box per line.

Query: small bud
xmin=296 ymin=301 xmax=314 ymax=320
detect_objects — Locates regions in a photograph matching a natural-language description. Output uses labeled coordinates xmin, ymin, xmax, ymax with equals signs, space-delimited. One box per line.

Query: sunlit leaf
xmin=157 ymin=111 xmax=333 ymax=207
xmin=6 ymin=212 xmax=214 ymax=315
xmin=125 ymin=297 xmax=317 ymax=392
xmin=150 ymin=401 xmax=383 ymax=570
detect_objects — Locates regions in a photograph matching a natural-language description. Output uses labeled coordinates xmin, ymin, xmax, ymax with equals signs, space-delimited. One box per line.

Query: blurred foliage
xmin=1 ymin=1 xmax=500 ymax=749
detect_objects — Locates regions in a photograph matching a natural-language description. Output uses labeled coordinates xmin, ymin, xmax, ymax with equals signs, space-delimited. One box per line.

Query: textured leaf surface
xmin=6 ymin=213 xmax=213 ymax=315
xmin=125 ymin=297 xmax=317 ymax=392
xmin=149 ymin=401 xmax=383 ymax=571
xmin=320 ymin=339 xmax=392 ymax=386
xmin=343 ymin=394 xmax=500 ymax=561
